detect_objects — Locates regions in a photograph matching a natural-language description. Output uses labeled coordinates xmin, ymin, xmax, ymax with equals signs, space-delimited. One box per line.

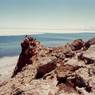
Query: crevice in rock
xmin=57 ymin=77 xmax=67 ymax=85
xmin=35 ymin=62 xmax=56 ymax=79
xmin=78 ymin=53 xmax=95 ymax=64
xmin=69 ymin=75 xmax=92 ymax=93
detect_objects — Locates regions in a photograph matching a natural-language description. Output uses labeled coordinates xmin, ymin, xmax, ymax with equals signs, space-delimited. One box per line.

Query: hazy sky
xmin=0 ymin=0 xmax=95 ymax=35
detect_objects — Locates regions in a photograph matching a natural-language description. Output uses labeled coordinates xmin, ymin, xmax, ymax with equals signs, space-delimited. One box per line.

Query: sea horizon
xmin=0 ymin=31 xmax=95 ymax=36
xmin=0 ymin=32 xmax=95 ymax=58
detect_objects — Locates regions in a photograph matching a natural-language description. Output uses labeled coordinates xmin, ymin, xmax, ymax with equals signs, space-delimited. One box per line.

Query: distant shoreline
xmin=0 ymin=31 xmax=95 ymax=36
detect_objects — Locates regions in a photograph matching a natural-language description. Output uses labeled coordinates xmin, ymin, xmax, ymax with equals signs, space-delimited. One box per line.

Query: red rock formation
xmin=1 ymin=37 xmax=95 ymax=95
xmin=12 ymin=36 xmax=42 ymax=77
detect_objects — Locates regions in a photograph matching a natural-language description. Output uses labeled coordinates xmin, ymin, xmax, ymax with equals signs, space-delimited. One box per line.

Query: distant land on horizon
xmin=0 ymin=32 xmax=95 ymax=36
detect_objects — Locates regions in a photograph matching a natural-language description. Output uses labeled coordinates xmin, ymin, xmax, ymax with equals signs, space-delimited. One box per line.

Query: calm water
xmin=0 ymin=33 xmax=95 ymax=57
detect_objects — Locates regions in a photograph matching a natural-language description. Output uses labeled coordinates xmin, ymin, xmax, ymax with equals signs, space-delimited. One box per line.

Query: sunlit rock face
xmin=0 ymin=36 xmax=95 ymax=95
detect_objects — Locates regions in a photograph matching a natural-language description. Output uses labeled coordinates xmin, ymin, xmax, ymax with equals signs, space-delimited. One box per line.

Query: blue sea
xmin=0 ymin=32 xmax=95 ymax=80
xmin=0 ymin=33 xmax=95 ymax=57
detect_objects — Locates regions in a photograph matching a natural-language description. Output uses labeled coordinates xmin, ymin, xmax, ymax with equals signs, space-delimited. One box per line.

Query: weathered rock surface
xmin=0 ymin=36 xmax=95 ymax=95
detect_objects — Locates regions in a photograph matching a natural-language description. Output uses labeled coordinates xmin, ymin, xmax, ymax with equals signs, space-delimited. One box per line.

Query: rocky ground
xmin=0 ymin=36 xmax=95 ymax=95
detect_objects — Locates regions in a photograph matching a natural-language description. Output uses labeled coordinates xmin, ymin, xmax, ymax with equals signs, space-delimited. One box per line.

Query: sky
xmin=0 ymin=0 xmax=95 ymax=35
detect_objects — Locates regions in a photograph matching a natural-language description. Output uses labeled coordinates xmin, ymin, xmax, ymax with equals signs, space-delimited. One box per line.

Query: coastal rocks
xmin=56 ymin=66 xmax=92 ymax=94
xmin=78 ymin=53 xmax=95 ymax=64
xmin=14 ymin=64 xmax=37 ymax=84
xmin=83 ymin=38 xmax=95 ymax=50
xmin=22 ymin=79 xmax=58 ymax=95
xmin=1 ymin=36 xmax=95 ymax=95
xmin=82 ymin=45 xmax=95 ymax=60
xmin=12 ymin=36 xmax=43 ymax=77
xmin=55 ymin=64 xmax=80 ymax=78
xmin=70 ymin=39 xmax=84 ymax=51
xmin=86 ymin=38 xmax=95 ymax=46
xmin=78 ymin=45 xmax=95 ymax=65
xmin=35 ymin=60 xmax=57 ymax=79
xmin=0 ymin=79 xmax=58 ymax=95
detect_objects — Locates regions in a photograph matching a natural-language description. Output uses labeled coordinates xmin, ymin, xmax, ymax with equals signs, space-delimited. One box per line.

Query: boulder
xmin=70 ymin=39 xmax=84 ymax=51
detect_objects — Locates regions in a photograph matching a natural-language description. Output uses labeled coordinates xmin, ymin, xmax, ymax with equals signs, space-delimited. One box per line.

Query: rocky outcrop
xmin=0 ymin=36 xmax=95 ymax=95
xmin=12 ymin=36 xmax=43 ymax=77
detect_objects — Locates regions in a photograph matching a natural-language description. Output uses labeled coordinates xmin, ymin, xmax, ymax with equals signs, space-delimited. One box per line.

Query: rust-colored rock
xmin=83 ymin=38 xmax=95 ymax=50
xmin=12 ymin=36 xmax=43 ymax=77
xmin=86 ymin=38 xmax=95 ymax=45
xmin=70 ymin=39 xmax=84 ymax=51
xmin=78 ymin=53 xmax=95 ymax=64
xmin=1 ymin=36 xmax=95 ymax=95
xmin=35 ymin=60 xmax=57 ymax=79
